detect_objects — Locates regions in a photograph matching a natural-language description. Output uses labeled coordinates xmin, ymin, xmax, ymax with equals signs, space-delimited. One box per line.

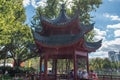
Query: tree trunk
xmin=13 ymin=59 xmax=21 ymax=68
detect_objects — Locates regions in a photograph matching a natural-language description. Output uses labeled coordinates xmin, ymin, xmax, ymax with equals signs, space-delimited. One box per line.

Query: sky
xmin=22 ymin=0 xmax=120 ymax=58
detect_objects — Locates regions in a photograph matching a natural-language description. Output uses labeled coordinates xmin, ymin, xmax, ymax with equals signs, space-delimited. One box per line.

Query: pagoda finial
xmin=61 ymin=4 xmax=65 ymax=9
xmin=61 ymin=4 xmax=65 ymax=11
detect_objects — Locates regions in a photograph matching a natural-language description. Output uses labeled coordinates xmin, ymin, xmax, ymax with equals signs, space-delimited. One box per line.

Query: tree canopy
xmin=0 ymin=0 xmax=26 ymax=44
xmin=0 ymin=0 xmax=38 ymax=67
xmin=89 ymin=58 xmax=120 ymax=72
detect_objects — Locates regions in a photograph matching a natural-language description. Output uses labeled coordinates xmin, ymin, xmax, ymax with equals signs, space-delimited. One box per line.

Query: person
xmin=77 ymin=69 xmax=83 ymax=79
xmin=5 ymin=70 xmax=8 ymax=75
xmin=89 ymin=70 xmax=98 ymax=80
xmin=0 ymin=70 xmax=2 ymax=77
xmin=70 ymin=69 xmax=74 ymax=80
xmin=81 ymin=70 xmax=89 ymax=79
xmin=48 ymin=70 xmax=52 ymax=74
xmin=14 ymin=74 xmax=19 ymax=80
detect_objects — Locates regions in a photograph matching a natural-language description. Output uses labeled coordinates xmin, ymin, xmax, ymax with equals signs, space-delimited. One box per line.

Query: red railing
xmin=98 ymin=75 xmax=120 ymax=80
xmin=18 ymin=73 xmax=120 ymax=80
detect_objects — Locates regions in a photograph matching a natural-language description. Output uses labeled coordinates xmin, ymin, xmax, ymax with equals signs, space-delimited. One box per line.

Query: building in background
xmin=116 ymin=53 xmax=120 ymax=61
xmin=108 ymin=51 xmax=120 ymax=62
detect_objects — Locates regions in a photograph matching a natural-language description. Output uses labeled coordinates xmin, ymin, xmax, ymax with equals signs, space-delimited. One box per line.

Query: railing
xmin=98 ymin=75 xmax=120 ymax=80
xmin=11 ymin=73 xmax=120 ymax=80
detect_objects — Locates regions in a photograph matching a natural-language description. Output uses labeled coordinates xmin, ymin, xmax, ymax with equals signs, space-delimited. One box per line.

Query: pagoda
xmin=32 ymin=4 xmax=102 ymax=80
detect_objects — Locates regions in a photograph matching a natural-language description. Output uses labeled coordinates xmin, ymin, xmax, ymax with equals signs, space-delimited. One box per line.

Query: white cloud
xmin=90 ymin=38 xmax=120 ymax=58
xmin=107 ymin=23 xmax=120 ymax=29
xmin=93 ymin=28 xmax=106 ymax=41
xmin=90 ymin=23 xmax=120 ymax=58
xmin=31 ymin=0 xmax=38 ymax=8
xmin=62 ymin=0 xmax=73 ymax=9
xmin=23 ymin=0 xmax=47 ymax=8
xmin=31 ymin=0 xmax=47 ymax=8
xmin=103 ymin=13 xmax=120 ymax=21
xmin=37 ymin=0 xmax=47 ymax=8
xmin=90 ymin=28 xmax=107 ymax=58
xmin=114 ymin=30 xmax=120 ymax=37
xmin=100 ymin=38 xmax=120 ymax=53
xmin=89 ymin=51 xmax=108 ymax=58
xmin=23 ymin=0 xmax=30 ymax=7
xmin=30 ymin=0 xmax=47 ymax=8
xmin=23 ymin=0 xmax=75 ymax=8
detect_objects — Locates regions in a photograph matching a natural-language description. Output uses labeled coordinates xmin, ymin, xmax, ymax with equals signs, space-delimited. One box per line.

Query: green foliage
xmin=32 ymin=0 xmax=102 ymax=23
xmin=0 ymin=66 xmax=35 ymax=77
xmin=13 ymin=66 xmax=35 ymax=73
xmin=21 ymin=67 xmax=36 ymax=73
xmin=89 ymin=58 xmax=120 ymax=71
xmin=67 ymin=0 xmax=102 ymax=24
xmin=0 ymin=75 xmax=13 ymax=80
xmin=0 ymin=0 xmax=26 ymax=44
xmin=0 ymin=0 xmax=27 ymax=43
xmin=0 ymin=66 xmax=12 ymax=74
xmin=0 ymin=0 xmax=38 ymax=67
xmin=102 ymin=58 xmax=112 ymax=69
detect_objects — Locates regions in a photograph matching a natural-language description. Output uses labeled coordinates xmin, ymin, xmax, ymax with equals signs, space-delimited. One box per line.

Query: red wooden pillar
xmin=44 ymin=54 xmax=48 ymax=80
xmin=39 ymin=57 xmax=42 ymax=80
xmin=54 ymin=59 xmax=57 ymax=80
xmin=86 ymin=53 xmax=89 ymax=73
xmin=73 ymin=53 xmax=77 ymax=80
xmin=40 ymin=57 xmax=43 ymax=80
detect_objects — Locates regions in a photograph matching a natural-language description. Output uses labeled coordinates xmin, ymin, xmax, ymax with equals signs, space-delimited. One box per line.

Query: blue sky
xmin=23 ymin=0 xmax=120 ymax=58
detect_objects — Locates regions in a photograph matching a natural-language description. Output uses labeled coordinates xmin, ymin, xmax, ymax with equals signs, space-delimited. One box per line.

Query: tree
xmin=89 ymin=57 xmax=120 ymax=75
xmin=0 ymin=0 xmax=38 ymax=67
xmin=102 ymin=58 xmax=112 ymax=70
xmin=89 ymin=58 xmax=104 ymax=71
xmin=31 ymin=0 xmax=102 ymax=41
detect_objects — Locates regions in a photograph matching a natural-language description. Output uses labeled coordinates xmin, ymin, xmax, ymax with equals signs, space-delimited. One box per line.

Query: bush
xmin=0 ymin=66 xmax=36 ymax=77
xmin=0 ymin=66 xmax=12 ymax=74
xmin=0 ymin=75 xmax=13 ymax=80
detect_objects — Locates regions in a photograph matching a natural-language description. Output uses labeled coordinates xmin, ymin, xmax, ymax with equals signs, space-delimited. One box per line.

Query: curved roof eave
xmin=33 ymin=31 xmax=84 ymax=47
xmin=80 ymin=23 xmax=94 ymax=34
xmin=40 ymin=14 xmax=78 ymax=26
xmin=83 ymin=39 xmax=102 ymax=51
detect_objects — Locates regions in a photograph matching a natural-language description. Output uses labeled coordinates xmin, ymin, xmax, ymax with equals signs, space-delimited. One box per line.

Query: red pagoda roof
xmin=32 ymin=4 xmax=102 ymax=52
xmin=40 ymin=4 xmax=78 ymax=26
xmin=33 ymin=30 xmax=102 ymax=52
